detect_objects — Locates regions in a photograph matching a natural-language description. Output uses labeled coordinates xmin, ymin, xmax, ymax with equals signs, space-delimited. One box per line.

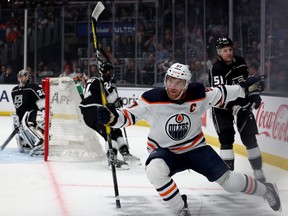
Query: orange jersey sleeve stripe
xmin=123 ymin=109 xmax=133 ymax=126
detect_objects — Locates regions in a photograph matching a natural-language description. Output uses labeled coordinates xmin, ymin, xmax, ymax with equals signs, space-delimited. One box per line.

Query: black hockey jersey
xmin=209 ymin=55 xmax=249 ymax=108
xmin=80 ymin=76 xmax=118 ymax=107
xmin=11 ymin=83 xmax=45 ymax=121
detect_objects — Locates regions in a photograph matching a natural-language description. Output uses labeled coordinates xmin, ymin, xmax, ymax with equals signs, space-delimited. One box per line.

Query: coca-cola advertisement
xmin=255 ymin=102 xmax=288 ymax=143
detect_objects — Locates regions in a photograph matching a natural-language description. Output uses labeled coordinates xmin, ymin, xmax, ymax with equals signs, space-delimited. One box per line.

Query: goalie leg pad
xmin=11 ymin=114 xmax=20 ymax=130
xmin=21 ymin=112 xmax=44 ymax=149
xmin=15 ymin=134 xmax=30 ymax=153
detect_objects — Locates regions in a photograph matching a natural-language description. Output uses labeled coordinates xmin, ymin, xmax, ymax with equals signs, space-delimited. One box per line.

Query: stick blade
xmin=92 ymin=1 xmax=105 ymax=21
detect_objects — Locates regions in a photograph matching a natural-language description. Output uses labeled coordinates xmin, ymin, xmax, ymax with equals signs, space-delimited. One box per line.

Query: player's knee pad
xmin=216 ymin=170 xmax=246 ymax=193
xmin=145 ymin=158 xmax=170 ymax=187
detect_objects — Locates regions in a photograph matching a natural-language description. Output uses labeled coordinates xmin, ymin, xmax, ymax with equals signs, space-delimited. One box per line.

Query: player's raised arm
xmin=206 ymin=75 xmax=263 ymax=108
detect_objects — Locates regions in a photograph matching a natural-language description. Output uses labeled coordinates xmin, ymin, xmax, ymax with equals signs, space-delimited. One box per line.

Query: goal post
xmin=42 ymin=77 xmax=106 ymax=162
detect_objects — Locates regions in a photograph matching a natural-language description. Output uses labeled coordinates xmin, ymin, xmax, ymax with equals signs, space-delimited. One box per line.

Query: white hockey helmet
xmin=164 ymin=63 xmax=192 ymax=89
xmin=17 ymin=69 xmax=30 ymax=87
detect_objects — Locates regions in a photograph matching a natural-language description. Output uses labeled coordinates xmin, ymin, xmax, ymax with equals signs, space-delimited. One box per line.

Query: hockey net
xmin=42 ymin=77 xmax=105 ymax=161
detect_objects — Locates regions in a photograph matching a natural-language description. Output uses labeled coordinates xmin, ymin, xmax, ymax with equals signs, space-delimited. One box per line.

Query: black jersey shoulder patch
xmin=141 ymin=87 xmax=170 ymax=103
xmin=186 ymin=83 xmax=205 ymax=100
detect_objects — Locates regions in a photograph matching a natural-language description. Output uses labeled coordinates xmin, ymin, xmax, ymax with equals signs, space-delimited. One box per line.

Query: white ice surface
xmin=0 ymin=116 xmax=287 ymax=216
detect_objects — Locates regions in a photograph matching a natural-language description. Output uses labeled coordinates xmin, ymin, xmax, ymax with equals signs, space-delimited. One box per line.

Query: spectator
xmin=1 ymin=65 xmax=6 ymax=77
xmin=90 ymin=64 xmax=98 ymax=78
xmin=248 ymin=63 xmax=260 ymax=76
xmin=156 ymin=42 xmax=169 ymax=64
xmin=113 ymin=35 xmax=125 ymax=57
xmin=6 ymin=26 xmax=20 ymax=43
xmin=123 ymin=58 xmax=139 ymax=84
xmin=73 ymin=68 xmax=85 ymax=99
xmin=124 ymin=35 xmax=135 ymax=58
xmin=59 ymin=65 xmax=76 ymax=78
xmin=136 ymin=23 xmax=146 ymax=52
xmin=190 ymin=59 xmax=208 ymax=86
xmin=37 ymin=66 xmax=54 ymax=83
xmin=1 ymin=65 xmax=17 ymax=84
xmin=140 ymin=53 xmax=155 ymax=85
xmin=270 ymin=66 xmax=288 ymax=92
xmin=162 ymin=29 xmax=173 ymax=53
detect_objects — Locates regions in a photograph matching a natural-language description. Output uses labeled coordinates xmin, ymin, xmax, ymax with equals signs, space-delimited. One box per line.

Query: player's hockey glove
xmin=239 ymin=75 xmax=263 ymax=93
xmin=247 ymin=92 xmax=262 ymax=109
xmin=96 ymin=104 xmax=119 ymax=126
xmin=114 ymin=97 xmax=123 ymax=108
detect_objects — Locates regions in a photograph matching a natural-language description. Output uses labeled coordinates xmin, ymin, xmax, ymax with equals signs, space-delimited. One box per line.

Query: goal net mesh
xmin=43 ymin=77 xmax=105 ymax=161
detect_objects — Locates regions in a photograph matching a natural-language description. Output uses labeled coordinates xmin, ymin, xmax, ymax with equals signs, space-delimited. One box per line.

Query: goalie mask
xmin=17 ymin=69 xmax=30 ymax=87
xmin=164 ymin=63 xmax=192 ymax=100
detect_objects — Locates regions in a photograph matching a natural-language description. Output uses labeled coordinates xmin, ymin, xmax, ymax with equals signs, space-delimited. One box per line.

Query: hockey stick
xmin=98 ymin=44 xmax=130 ymax=148
xmin=237 ymin=102 xmax=256 ymax=133
xmin=0 ymin=128 xmax=19 ymax=151
xmin=91 ymin=1 xmax=121 ymax=209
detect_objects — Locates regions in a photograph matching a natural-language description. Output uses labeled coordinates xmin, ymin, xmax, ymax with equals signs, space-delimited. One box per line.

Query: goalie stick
xmin=0 ymin=128 xmax=19 ymax=151
xmin=91 ymin=1 xmax=121 ymax=209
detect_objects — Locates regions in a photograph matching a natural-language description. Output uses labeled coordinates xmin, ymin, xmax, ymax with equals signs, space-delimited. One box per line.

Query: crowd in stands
xmin=0 ymin=0 xmax=287 ymax=93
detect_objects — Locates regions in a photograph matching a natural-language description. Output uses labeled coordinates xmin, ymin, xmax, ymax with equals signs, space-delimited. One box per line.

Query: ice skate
xmin=122 ymin=152 xmax=141 ymax=166
xmin=253 ymin=169 xmax=266 ymax=183
xmin=264 ymin=183 xmax=282 ymax=212
xmin=15 ymin=135 xmax=31 ymax=153
xmin=108 ymin=159 xmax=129 ymax=170
xmin=29 ymin=144 xmax=44 ymax=156
xmin=176 ymin=194 xmax=191 ymax=216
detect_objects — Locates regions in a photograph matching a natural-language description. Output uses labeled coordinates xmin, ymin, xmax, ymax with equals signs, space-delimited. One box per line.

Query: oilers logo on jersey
xmin=165 ymin=113 xmax=191 ymax=141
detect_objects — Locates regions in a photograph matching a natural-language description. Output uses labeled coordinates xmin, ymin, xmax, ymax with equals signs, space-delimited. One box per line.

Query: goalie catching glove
xmin=96 ymin=104 xmax=119 ymax=125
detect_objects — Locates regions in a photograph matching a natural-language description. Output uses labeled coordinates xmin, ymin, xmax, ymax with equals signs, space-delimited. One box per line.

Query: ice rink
xmin=0 ymin=116 xmax=287 ymax=216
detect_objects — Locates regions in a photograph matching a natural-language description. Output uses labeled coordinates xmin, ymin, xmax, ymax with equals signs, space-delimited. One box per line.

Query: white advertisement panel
xmin=0 ymin=85 xmax=15 ymax=113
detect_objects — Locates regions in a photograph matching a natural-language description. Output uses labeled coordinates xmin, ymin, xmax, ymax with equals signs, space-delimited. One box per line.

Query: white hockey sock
xmin=146 ymin=159 xmax=184 ymax=212
xmin=217 ymin=171 xmax=267 ymax=196
xmin=220 ymin=149 xmax=235 ymax=161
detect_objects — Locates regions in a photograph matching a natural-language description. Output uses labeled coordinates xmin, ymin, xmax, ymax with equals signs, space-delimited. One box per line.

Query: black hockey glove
xmin=96 ymin=104 xmax=119 ymax=126
xmin=247 ymin=92 xmax=262 ymax=109
xmin=114 ymin=97 xmax=123 ymax=108
xmin=239 ymin=75 xmax=263 ymax=93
